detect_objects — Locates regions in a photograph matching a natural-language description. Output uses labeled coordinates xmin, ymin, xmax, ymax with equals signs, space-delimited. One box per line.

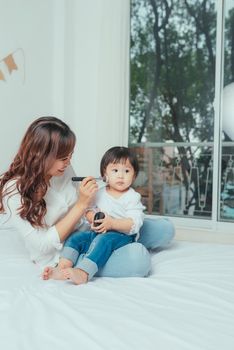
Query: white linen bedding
xmin=0 ymin=228 xmax=234 ymax=350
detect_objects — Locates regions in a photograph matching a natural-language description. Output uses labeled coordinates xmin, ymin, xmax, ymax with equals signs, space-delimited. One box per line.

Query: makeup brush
xmin=72 ymin=176 xmax=105 ymax=181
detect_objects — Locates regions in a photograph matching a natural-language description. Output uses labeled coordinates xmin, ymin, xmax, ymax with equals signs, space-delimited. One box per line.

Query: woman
xmin=0 ymin=116 xmax=175 ymax=277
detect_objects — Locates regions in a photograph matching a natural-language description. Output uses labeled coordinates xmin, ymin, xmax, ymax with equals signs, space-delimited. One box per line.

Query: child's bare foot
xmin=42 ymin=266 xmax=68 ymax=280
xmin=63 ymin=268 xmax=88 ymax=285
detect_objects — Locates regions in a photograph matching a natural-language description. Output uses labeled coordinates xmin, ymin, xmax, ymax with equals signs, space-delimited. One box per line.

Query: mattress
xmin=0 ymin=228 xmax=234 ymax=350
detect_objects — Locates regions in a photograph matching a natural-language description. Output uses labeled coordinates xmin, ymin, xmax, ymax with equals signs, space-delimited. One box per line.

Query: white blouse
xmin=0 ymin=166 xmax=80 ymax=268
xmin=0 ymin=166 xmax=145 ymax=268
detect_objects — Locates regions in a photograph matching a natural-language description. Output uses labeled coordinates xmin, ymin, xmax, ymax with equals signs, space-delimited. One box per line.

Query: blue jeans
xmin=70 ymin=217 xmax=175 ymax=278
xmin=61 ymin=231 xmax=135 ymax=279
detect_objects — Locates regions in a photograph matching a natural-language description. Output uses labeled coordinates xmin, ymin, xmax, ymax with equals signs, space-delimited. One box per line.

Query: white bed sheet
xmin=0 ymin=228 xmax=234 ymax=350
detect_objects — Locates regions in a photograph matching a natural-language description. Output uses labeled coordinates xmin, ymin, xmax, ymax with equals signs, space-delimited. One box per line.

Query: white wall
xmin=0 ymin=0 xmax=130 ymax=177
xmin=63 ymin=0 xmax=130 ymax=176
xmin=0 ymin=0 xmax=60 ymax=173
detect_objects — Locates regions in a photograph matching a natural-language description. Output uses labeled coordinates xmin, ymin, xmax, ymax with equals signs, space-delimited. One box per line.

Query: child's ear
xmin=102 ymin=174 xmax=109 ymax=183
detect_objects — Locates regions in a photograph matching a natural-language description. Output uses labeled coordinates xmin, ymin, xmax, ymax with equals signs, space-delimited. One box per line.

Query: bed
xmin=0 ymin=227 xmax=234 ymax=350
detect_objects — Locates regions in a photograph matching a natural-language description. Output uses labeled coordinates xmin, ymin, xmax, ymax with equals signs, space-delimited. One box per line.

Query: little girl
xmin=43 ymin=146 xmax=145 ymax=284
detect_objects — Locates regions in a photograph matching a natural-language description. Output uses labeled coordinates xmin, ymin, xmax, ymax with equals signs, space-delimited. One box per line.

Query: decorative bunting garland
xmin=0 ymin=48 xmax=25 ymax=83
xmin=0 ymin=69 xmax=5 ymax=81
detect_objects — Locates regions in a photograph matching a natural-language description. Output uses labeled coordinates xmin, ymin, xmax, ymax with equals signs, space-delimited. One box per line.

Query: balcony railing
xmin=130 ymin=142 xmax=234 ymax=221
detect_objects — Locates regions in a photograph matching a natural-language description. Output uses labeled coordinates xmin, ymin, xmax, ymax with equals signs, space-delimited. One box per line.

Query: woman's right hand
xmin=77 ymin=176 xmax=98 ymax=209
xmin=55 ymin=176 xmax=98 ymax=242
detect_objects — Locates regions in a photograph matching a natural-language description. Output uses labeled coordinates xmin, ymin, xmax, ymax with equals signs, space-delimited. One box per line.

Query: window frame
xmin=128 ymin=0 xmax=234 ymax=236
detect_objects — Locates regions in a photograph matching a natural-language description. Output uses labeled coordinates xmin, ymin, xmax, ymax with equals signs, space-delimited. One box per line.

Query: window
xmin=130 ymin=0 xmax=234 ymax=224
xmin=220 ymin=0 xmax=234 ymax=221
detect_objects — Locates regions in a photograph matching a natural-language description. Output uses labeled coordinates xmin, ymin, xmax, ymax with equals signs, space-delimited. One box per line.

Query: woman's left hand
xmin=91 ymin=213 xmax=113 ymax=233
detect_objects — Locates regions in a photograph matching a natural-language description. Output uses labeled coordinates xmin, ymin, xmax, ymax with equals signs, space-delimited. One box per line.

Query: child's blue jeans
xmin=61 ymin=231 xmax=135 ymax=280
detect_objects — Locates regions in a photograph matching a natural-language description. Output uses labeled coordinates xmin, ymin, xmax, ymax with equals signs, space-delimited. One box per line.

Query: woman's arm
xmin=2 ymin=177 xmax=98 ymax=257
xmin=91 ymin=215 xmax=134 ymax=234
xmin=55 ymin=177 xmax=98 ymax=241
xmin=2 ymin=191 xmax=63 ymax=256
xmin=92 ymin=191 xmax=145 ymax=234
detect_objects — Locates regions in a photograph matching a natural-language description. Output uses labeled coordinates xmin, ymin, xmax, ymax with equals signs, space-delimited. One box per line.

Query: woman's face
xmin=47 ymin=152 xmax=73 ymax=177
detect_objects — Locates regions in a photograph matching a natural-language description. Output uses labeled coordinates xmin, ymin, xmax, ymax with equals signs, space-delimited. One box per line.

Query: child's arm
xmin=91 ymin=215 xmax=133 ymax=234
xmin=92 ymin=191 xmax=145 ymax=234
xmin=109 ymin=217 xmax=134 ymax=233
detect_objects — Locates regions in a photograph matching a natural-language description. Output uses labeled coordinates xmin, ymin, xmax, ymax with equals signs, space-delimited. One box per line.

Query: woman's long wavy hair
xmin=0 ymin=116 xmax=76 ymax=227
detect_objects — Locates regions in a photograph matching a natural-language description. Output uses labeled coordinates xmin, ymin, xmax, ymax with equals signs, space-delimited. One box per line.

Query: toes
xmin=42 ymin=272 xmax=49 ymax=280
xmin=43 ymin=267 xmax=50 ymax=274
xmin=63 ymin=270 xmax=71 ymax=280
xmin=42 ymin=266 xmax=54 ymax=280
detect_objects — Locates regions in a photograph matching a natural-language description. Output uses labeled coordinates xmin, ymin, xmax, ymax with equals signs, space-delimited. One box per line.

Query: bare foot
xmin=42 ymin=266 xmax=68 ymax=280
xmin=57 ymin=258 xmax=73 ymax=270
xmin=63 ymin=268 xmax=88 ymax=285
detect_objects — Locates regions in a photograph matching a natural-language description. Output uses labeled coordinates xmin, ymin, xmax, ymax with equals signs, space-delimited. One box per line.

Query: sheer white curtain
xmin=64 ymin=0 xmax=130 ymax=176
xmin=222 ymin=83 xmax=234 ymax=140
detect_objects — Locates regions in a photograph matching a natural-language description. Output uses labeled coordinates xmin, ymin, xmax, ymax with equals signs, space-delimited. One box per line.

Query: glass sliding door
xmin=130 ymin=0 xmax=217 ymax=218
xmin=220 ymin=0 xmax=234 ymax=221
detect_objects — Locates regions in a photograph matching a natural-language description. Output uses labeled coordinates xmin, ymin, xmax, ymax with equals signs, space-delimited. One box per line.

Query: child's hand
xmin=85 ymin=210 xmax=96 ymax=224
xmin=91 ymin=213 xmax=113 ymax=233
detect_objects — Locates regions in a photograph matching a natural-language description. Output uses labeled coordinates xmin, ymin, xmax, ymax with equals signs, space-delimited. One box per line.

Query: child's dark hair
xmin=100 ymin=146 xmax=139 ymax=177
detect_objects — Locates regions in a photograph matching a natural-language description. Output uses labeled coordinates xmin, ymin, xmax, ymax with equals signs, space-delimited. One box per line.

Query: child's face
xmin=105 ymin=159 xmax=135 ymax=192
